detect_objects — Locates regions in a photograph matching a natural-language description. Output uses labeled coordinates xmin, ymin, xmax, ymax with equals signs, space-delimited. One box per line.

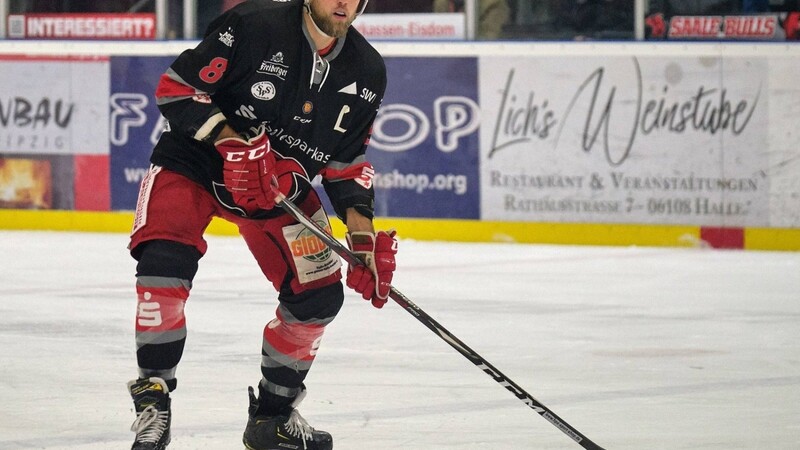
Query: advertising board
xmin=478 ymin=54 xmax=793 ymax=228
xmin=0 ymin=55 xmax=110 ymax=210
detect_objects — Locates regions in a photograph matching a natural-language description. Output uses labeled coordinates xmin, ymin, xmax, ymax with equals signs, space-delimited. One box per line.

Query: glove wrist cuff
xmin=204 ymin=119 xmax=229 ymax=144
xmin=346 ymin=231 xmax=376 ymax=253
xmin=347 ymin=231 xmax=375 ymax=243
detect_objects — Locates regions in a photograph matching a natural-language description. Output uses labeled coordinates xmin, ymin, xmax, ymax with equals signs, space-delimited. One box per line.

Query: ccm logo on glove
xmin=222 ymin=145 xmax=270 ymax=162
xmin=215 ymin=129 xmax=277 ymax=213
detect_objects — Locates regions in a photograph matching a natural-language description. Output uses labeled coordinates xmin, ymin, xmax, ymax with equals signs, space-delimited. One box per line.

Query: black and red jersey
xmin=152 ymin=0 xmax=386 ymax=219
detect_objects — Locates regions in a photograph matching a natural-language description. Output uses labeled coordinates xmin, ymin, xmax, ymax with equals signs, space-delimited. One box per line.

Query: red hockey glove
xmin=215 ymin=129 xmax=276 ymax=213
xmin=346 ymin=230 xmax=398 ymax=308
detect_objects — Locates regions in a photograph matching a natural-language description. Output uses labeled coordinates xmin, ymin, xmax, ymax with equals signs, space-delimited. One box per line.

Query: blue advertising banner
xmin=109 ymin=56 xmax=172 ymax=210
xmin=108 ymin=55 xmax=480 ymax=219
xmin=369 ymin=57 xmax=480 ymax=219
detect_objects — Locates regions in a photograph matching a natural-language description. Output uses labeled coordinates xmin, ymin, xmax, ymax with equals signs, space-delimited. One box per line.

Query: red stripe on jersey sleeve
xmin=321 ymin=161 xmax=374 ymax=182
xmin=322 ymin=162 xmax=375 ymax=189
xmin=155 ymin=73 xmax=197 ymax=99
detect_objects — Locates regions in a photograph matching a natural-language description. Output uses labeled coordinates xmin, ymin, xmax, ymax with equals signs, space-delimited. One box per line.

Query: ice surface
xmin=0 ymin=230 xmax=798 ymax=449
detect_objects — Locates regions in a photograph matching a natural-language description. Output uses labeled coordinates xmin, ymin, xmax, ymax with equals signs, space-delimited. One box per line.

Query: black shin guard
xmin=134 ymin=240 xmax=202 ymax=391
xmin=134 ymin=239 xmax=201 ymax=280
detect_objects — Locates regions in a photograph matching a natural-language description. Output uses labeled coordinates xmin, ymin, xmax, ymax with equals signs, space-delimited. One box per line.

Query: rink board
xmin=1 ymin=208 xmax=798 ymax=251
xmin=0 ymin=41 xmax=798 ymax=250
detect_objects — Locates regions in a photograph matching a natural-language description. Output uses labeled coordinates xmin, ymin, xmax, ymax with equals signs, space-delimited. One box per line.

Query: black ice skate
xmin=243 ymin=385 xmax=332 ymax=450
xmin=128 ymin=377 xmax=172 ymax=450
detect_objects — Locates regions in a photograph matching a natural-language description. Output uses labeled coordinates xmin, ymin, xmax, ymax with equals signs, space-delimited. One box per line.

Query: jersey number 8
xmin=199 ymin=57 xmax=229 ymax=84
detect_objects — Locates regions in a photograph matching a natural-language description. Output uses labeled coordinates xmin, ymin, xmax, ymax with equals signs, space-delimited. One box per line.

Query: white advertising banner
xmin=480 ymin=54 xmax=797 ymax=227
xmin=764 ymin=56 xmax=800 ymax=228
xmin=0 ymin=57 xmax=110 ymax=155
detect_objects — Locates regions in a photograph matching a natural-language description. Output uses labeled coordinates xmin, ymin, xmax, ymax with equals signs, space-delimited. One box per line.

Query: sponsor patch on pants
xmin=281 ymin=208 xmax=341 ymax=284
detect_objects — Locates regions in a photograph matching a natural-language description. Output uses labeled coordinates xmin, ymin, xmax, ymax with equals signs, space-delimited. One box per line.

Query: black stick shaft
xmin=273 ymin=192 xmax=605 ymax=450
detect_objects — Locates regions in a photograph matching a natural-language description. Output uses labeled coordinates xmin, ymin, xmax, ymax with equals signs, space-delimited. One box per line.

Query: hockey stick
xmin=272 ymin=191 xmax=605 ymax=450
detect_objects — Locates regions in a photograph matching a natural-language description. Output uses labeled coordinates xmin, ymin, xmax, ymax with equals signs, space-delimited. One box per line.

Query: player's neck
xmin=302 ymin=9 xmax=336 ymax=52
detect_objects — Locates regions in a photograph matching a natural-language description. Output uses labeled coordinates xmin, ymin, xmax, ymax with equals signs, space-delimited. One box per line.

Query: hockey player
xmin=126 ymin=1 xmax=396 ymax=449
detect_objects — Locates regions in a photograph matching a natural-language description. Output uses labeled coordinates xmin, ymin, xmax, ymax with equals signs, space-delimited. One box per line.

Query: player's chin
xmin=331 ymin=15 xmax=353 ymax=31
xmin=318 ymin=18 xmax=350 ymax=38
xmin=330 ymin=24 xmax=350 ymax=38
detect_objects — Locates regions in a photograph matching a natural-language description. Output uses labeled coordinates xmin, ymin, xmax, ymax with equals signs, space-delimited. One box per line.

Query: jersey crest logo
xmin=251 ymin=82 xmax=276 ymax=101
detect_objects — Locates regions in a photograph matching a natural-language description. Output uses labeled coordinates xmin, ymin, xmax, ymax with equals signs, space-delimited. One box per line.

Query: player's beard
xmin=308 ymin=1 xmax=354 ymax=38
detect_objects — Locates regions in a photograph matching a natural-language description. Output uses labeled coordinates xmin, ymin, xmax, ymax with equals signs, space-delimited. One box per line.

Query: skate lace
xmin=131 ymin=405 xmax=169 ymax=443
xmin=284 ymin=409 xmax=315 ymax=444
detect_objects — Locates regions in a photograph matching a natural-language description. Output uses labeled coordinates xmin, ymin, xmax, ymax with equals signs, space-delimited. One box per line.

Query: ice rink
xmin=0 ymin=230 xmax=798 ymax=449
